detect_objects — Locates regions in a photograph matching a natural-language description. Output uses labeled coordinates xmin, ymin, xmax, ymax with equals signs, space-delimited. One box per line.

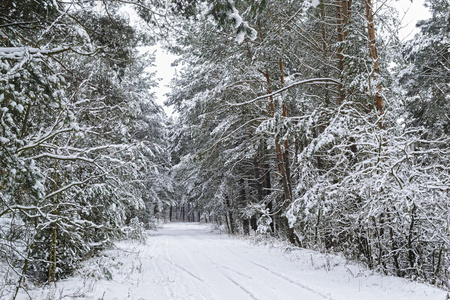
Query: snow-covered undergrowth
xmin=248 ymin=233 xmax=449 ymax=298
xmin=4 ymin=239 xmax=147 ymax=300
xmin=7 ymin=222 xmax=449 ymax=300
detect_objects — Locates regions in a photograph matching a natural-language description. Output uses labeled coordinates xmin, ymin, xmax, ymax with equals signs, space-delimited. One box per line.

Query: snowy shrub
xmin=128 ymin=217 xmax=147 ymax=244
xmin=256 ymin=213 xmax=273 ymax=235
xmin=288 ymin=113 xmax=450 ymax=287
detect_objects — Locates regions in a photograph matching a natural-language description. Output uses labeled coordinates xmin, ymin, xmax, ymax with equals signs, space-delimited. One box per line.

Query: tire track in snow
xmin=164 ymin=238 xmax=211 ymax=300
xmin=148 ymin=239 xmax=175 ymax=299
xmin=219 ymin=264 xmax=253 ymax=279
xmin=150 ymin=257 xmax=175 ymax=299
xmin=192 ymin=240 xmax=255 ymax=281
xmin=202 ymin=251 xmax=254 ymax=280
xmin=220 ymin=272 xmax=259 ymax=300
xmin=250 ymin=261 xmax=334 ymax=300
xmin=199 ymin=251 xmax=258 ymax=299
xmin=163 ymin=257 xmax=205 ymax=282
xmin=224 ymin=245 xmax=332 ymax=299
xmin=175 ymin=236 xmax=258 ymax=300
xmin=151 ymin=225 xmax=333 ymax=300
xmin=199 ymin=250 xmax=262 ymax=300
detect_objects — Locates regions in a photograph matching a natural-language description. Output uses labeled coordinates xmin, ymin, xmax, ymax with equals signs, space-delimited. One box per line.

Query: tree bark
xmin=365 ymin=0 xmax=385 ymax=128
xmin=263 ymin=164 xmax=274 ymax=233
xmin=225 ymin=196 xmax=235 ymax=234
xmin=336 ymin=1 xmax=345 ymax=104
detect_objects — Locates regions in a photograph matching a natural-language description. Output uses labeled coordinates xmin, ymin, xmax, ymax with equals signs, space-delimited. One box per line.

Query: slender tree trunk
xmin=336 ymin=1 xmax=345 ymax=104
xmin=319 ymin=0 xmax=331 ymax=107
xmin=320 ymin=0 xmax=328 ymax=56
xmin=257 ymin=23 xmax=296 ymax=244
xmin=336 ymin=0 xmax=353 ymax=104
xmin=407 ymin=204 xmax=417 ymax=271
xmin=243 ymin=219 xmax=250 ymax=235
xmin=225 ymin=196 xmax=235 ymax=234
xmin=49 ymin=139 xmax=60 ymax=284
xmin=239 ymin=178 xmax=250 ymax=234
xmin=254 ymin=156 xmax=264 ymax=204
xmin=263 ymin=164 xmax=274 ymax=233
xmin=13 ymin=234 xmax=35 ymax=299
xmin=364 ymin=0 xmax=385 ymax=128
xmin=187 ymin=203 xmax=191 ymax=222
xmin=278 ymin=58 xmax=293 ymax=203
xmin=274 ymin=59 xmax=298 ymax=244
xmin=250 ymin=216 xmax=257 ymax=231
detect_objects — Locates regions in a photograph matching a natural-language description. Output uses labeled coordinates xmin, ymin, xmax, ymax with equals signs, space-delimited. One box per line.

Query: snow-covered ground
xmin=16 ymin=222 xmax=448 ymax=300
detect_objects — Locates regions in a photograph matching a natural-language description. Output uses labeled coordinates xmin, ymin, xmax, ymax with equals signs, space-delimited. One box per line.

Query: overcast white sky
xmin=151 ymin=0 xmax=431 ymax=117
xmin=393 ymin=0 xmax=431 ymax=40
xmin=151 ymin=47 xmax=178 ymax=117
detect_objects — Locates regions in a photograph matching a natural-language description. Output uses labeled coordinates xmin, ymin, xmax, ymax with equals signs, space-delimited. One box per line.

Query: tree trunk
xmin=336 ymin=0 xmax=352 ymax=104
xmin=336 ymin=1 xmax=345 ymax=104
xmin=239 ymin=178 xmax=250 ymax=234
xmin=250 ymin=216 xmax=258 ymax=231
xmin=257 ymin=24 xmax=296 ymax=244
xmin=254 ymin=156 xmax=264 ymax=203
xmin=225 ymin=196 xmax=235 ymax=234
xmin=263 ymin=165 xmax=275 ymax=233
xmin=364 ymin=0 xmax=385 ymax=128
xmin=243 ymin=219 xmax=250 ymax=235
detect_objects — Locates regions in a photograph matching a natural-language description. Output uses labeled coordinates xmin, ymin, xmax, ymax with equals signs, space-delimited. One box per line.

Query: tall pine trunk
xmin=364 ymin=0 xmax=385 ymax=128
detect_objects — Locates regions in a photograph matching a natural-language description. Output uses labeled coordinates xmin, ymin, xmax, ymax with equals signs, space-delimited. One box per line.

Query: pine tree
xmin=401 ymin=0 xmax=449 ymax=136
xmin=1 ymin=0 xmax=171 ymax=293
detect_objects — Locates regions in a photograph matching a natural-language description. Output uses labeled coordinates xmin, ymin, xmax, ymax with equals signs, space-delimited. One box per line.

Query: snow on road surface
xmin=18 ymin=222 xmax=447 ymax=300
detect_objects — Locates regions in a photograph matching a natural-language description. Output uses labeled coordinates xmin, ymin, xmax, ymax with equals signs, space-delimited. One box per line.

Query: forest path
xmin=19 ymin=222 xmax=447 ymax=300
xmin=96 ymin=222 xmax=446 ymax=300
xmin=136 ymin=223 xmax=328 ymax=300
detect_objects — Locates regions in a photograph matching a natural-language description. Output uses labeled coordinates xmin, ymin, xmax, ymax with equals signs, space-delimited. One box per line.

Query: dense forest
xmin=0 ymin=0 xmax=449 ymax=297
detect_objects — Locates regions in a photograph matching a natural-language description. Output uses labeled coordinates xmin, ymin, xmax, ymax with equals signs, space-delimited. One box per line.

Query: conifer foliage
xmin=168 ymin=0 xmax=450 ymax=287
xmin=0 ymin=0 xmax=171 ymax=296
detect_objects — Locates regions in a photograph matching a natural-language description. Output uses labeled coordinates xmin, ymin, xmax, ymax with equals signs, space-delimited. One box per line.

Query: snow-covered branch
xmin=0 ymin=46 xmax=71 ymax=60
xmin=227 ymin=78 xmax=341 ymax=107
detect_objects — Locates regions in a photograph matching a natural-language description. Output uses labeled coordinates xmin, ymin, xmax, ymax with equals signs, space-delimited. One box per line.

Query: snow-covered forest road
xmin=139 ymin=223 xmax=331 ymax=300
xmin=18 ymin=222 xmax=447 ymax=300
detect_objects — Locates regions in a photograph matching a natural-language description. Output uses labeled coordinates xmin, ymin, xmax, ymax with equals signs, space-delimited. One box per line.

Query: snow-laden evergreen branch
xmin=226 ymin=78 xmax=341 ymax=107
